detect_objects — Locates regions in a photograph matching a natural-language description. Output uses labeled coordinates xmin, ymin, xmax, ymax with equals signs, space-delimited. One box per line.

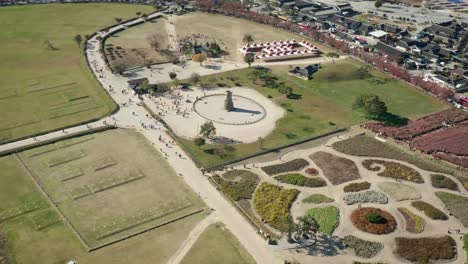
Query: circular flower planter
xmin=351 ymin=207 xmax=396 ymax=235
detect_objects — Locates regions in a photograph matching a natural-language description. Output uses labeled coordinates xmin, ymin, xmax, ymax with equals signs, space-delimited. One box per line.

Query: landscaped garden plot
xmin=377 ymin=182 xmax=420 ymax=201
xmin=305 ymin=206 xmax=339 ymax=235
xmin=181 ymin=223 xmax=255 ymax=264
xmin=343 ymin=235 xmax=383 ymax=258
xmin=105 ymin=18 xmax=170 ymax=70
xmin=253 ymin=182 xmax=299 ymax=232
xmin=17 ymin=129 xmax=204 ymax=249
xmin=411 ymin=201 xmax=448 ymax=220
xmin=344 ymin=190 xmax=388 ymax=205
xmin=302 ymin=194 xmax=334 ymax=204
xmin=431 ymin=174 xmax=459 ymax=190
xmin=435 ymin=192 xmax=468 ymax=227
xmin=351 ymin=207 xmax=396 ymax=235
xmin=332 ymin=134 xmax=453 ymax=174
xmin=362 ymin=160 xmax=424 ymax=183
xmin=177 ymin=59 xmax=445 ymax=168
xmin=397 ymin=208 xmax=425 ymax=233
xmin=222 ymin=170 xmax=260 ymax=183
xmin=0 ymin=4 xmax=152 ymax=142
xmin=261 ymin=159 xmax=309 ymax=176
xmin=274 ymin=173 xmax=326 ymax=187
xmin=344 ymin=182 xmax=371 ymax=193
xmin=394 ymin=236 xmax=457 ymax=263
xmin=309 ymin=152 xmax=360 ymax=185
xmin=212 ymin=175 xmax=257 ymax=201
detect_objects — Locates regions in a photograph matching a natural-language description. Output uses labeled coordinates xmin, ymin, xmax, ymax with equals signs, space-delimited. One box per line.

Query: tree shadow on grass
xmin=377 ymin=112 xmax=409 ymax=126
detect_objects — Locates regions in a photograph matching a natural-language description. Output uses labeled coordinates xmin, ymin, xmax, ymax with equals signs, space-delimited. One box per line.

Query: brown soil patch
xmin=309 ymin=152 xmax=360 ymax=185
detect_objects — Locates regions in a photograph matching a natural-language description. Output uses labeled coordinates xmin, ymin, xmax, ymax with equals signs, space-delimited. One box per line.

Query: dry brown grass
xmin=310 ymin=152 xmax=360 ymax=185
xmin=394 ymin=236 xmax=457 ymax=263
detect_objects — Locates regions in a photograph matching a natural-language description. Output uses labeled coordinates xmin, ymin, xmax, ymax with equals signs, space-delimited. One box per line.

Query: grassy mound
xmin=362 ymin=159 xmax=423 ymax=183
xmin=394 ymin=236 xmax=457 ymax=263
xmin=222 ymin=170 xmax=260 ymax=183
xmin=435 ymin=191 xmax=468 ymax=227
xmin=253 ymin=183 xmax=299 ymax=231
xmin=430 ymin=174 xmax=459 ymax=191
xmin=344 ymin=182 xmax=371 ymax=193
xmin=377 ymin=182 xmax=421 ymax=201
xmin=302 ymin=194 xmax=333 ymax=204
xmin=306 ymin=206 xmax=339 ymax=235
xmin=274 ymin=173 xmax=326 ymax=187
xmin=310 ymin=152 xmax=360 ymax=185
xmin=411 ymin=201 xmax=448 ymax=220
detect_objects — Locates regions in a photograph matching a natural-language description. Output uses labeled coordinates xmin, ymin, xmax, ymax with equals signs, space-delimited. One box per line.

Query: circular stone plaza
xmin=147 ymin=87 xmax=285 ymax=143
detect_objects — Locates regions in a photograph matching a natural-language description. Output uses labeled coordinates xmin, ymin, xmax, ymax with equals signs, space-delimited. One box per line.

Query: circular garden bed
xmin=351 ymin=207 xmax=396 ymax=235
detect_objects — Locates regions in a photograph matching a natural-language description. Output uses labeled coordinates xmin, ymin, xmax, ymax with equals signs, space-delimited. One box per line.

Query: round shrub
xmin=305 ymin=167 xmax=319 ymax=176
xmin=365 ymin=212 xmax=387 ymax=224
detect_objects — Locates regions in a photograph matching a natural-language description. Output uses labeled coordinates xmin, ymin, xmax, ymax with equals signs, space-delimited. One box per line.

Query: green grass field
xmin=181 ymin=223 xmax=255 ymax=264
xmin=0 ymin=130 xmax=206 ymax=263
xmin=17 ymin=129 xmax=205 ymax=249
xmin=176 ymin=59 xmax=445 ymax=168
xmin=0 ymin=4 xmax=153 ymax=142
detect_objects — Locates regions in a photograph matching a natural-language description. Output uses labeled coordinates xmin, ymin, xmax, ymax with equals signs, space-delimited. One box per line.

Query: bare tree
xmin=147 ymin=34 xmax=161 ymax=52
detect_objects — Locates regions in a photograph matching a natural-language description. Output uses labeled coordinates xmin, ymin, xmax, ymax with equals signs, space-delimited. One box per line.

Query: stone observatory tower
xmin=225 ymin=90 xmax=234 ymax=111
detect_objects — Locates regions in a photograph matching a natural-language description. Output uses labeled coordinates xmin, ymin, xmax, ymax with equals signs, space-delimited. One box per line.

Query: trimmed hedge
xmin=430 ymin=174 xmax=459 ymax=191
xmin=253 ymin=182 xmax=299 ymax=232
xmin=411 ymin=201 xmax=448 ymax=220
xmin=212 ymin=175 xmax=257 ymax=201
xmin=261 ymin=159 xmax=309 ymax=176
xmin=274 ymin=173 xmax=326 ymax=187
xmin=343 ymin=235 xmax=383 ymax=258
xmin=344 ymin=182 xmax=371 ymax=193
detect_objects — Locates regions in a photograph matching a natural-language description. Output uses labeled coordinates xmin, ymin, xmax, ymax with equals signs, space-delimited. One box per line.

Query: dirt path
xmin=166 ymin=214 xmax=218 ymax=264
xmin=164 ymin=15 xmax=179 ymax=52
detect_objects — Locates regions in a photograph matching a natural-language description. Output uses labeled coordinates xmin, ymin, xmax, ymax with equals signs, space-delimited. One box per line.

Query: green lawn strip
xmin=274 ymin=173 xmax=326 ymax=187
xmin=435 ymin=192 xmax=468 ymax=227
xmin=180 ymin=223 xmax=255 ymax=264
xmin=175 ymin=59 xmax=444 ymax=168
xmin=306 ymin=206 xmax=339 ymax=235
xmin=411 ymin=201 xmax=448 ymax=220
xmin=28 ymin=209 xmax=61 ymax=230
xmin=0 ymin=4 xmax=153 ymax=142
xmin=253 ymin=183 xmax=299 ymax=232
xmin=302 ymin=194 xmax=334 ymax=204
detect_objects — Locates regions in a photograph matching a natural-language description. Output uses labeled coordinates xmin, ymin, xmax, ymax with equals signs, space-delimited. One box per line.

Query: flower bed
xmin=261 ymin=159 xmax=309 ymax=176
xmin=343 ymin=235 xmax=383 ymax=258
xmin=430 ymin=174 xmax=459 ymax=191
xmin=305 ymin=167 xmax=319 ymax=176
xmin=397 ymin=208 xmax=425 ymax=233
xmin=394 ymin=236 xmax=457 ymax=263
xmin=343 ymin=190 xmax=388 ymax=205
xmin=302 ymin=194 xmax=333 ymax=204
xmin=351 ymin=207 xmax=396 ymax=234
xmin=344 ymin=182 xmax=371 ymax=193
xmin=212 ymin=175 xmax=257 ymax=201
xmin=274 ymin=173 xmax=326 ymax=187
xmin=253 ymin=182 xmax=299 ymax=231
xmin=222 ymin=169 xmax=260 ymax=183
xmin=306 ymin=206 xmax=339 ymax=235
xmin=435 ymin=191 xmax=468 ymax=227
xmin=411 ymin=201 xmax=448 ymax=220
xmin=309 ymin=151 xmax=361 ymax=185
xmin=362 ymin=159 xmax=423 ymax=183
xmin=377 ymin=182 xmax=421 ymax=201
